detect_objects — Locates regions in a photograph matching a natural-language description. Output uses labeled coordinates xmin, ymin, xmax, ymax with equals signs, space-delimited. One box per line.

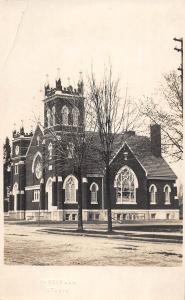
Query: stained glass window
xmin=65 ymin=176 xmax=76 ymax=202
xmin=164 ymin=185 xmax=171 ymax=204
xmin=90 ymin=183 xmax=98 ymax=203
xmin=72 ymin=108 xmax=79 ymax=126
xmin=115 ymin=167 xmax=137 ymax=203
xmin=149 ymin=184 xmax=157 ymax=204
xmin=62 ymin=106 xmax=69 ymax=125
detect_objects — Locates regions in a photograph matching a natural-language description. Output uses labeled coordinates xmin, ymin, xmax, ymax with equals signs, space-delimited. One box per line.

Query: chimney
xmin=150 ymin=124 xmax=161 ymax=157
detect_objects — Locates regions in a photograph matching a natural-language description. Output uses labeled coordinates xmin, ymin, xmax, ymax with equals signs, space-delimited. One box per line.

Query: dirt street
xmin=4 ymin=223 xmax=182 ymax=266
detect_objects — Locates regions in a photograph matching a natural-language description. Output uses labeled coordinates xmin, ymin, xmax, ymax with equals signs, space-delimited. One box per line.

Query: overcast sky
xmin=0 ymin=0 xmax=184 ymax=176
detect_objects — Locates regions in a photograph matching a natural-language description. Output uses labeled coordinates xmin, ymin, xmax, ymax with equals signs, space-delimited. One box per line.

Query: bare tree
xmin=139 ymin=71 xmax=183 ymax=161
xmin=88 ymin=66 xmax=134 ymax=232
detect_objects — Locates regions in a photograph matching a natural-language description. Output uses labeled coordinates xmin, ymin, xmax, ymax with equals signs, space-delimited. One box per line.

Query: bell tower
xmin=43 ymin=71 xmax=84 ymax=135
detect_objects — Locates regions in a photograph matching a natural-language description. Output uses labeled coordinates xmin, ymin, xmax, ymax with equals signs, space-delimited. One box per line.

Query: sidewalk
xmin=37 ymin=226 xmax=182 ymax=244
xmin=4 ymin=219 xmax=183 ymax=243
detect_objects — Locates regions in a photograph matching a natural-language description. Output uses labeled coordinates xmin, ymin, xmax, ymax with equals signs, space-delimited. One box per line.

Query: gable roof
xmin=84 ymin=132 xmax=177 ymax=179
xmin=26 ymin=124 xmax=44 ymax=157
xmin=125 ymin=135 xmax=177 ymax=179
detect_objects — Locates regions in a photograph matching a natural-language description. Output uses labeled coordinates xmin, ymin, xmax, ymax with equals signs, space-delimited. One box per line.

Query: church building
xmin=7 ymin=75 xmax=179 ymax=221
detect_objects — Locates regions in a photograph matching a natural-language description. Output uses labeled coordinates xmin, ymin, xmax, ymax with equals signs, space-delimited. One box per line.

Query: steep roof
xmin=125 ymin=135 xmax=177 ymax=179
xmin=26 ymin=124 xmax=44 ymax=157
xmin=85 ymin=132 xmax=177 ymax=179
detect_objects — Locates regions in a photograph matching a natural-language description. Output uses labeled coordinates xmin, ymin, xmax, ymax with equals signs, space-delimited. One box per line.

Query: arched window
xmin=46 ymin=177 xmax=53 ymax=211
xmin=47 ymin=109 xmax=52 ymax=127
xmin=48 ymin=142 xmax=53 ymax=160
xmin=114 ymin=166 xmax=138 ymax=204
xmin=52 ymin=106 xmax=56 ymax=125
xmin=36 ymin=136 xmax=40 ymax=146
xmin=72 ymin=107 xmax=79 ymax=126
xmin=63 ymin=175 xmax=78 ymax=203
xmin=13 ymin=182 xmax=18 ymax=211
xmin=164 ymin=185 xmax=171 ymax=204
xmin=90 ymin=183 xmax=99 ymax=204
xmin=62 ymin=106 xmax=69 ymax=125
xmin=149 ymin=184 xmax=157 ymax=204
xmin=32 ymin=152 xmax=42 ymax=175
xmin=67 ymin=142 xmax=75 ymax=158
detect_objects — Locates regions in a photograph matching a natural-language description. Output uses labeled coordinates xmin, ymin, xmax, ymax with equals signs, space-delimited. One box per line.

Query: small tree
xmin=139 ymin=71 xmax=183 ymax=161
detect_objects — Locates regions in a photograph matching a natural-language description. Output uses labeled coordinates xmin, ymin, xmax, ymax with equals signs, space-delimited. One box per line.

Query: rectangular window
xmin=65 ymin=214 xmax=70 ymax=221
xmin=72 ymin=214 xmax=76 ymax=221
xmin=95 ymin=214 xmax=99 ymax=220
xmin=123 ymin=214 xmax=127 ymax=220
xmin=14 ymin=164 xmax=18 ymax=175
xmin=117 ymin=214 xmax=121 ymax=221
xmin=33 ymin=190 xmax=40 ymax=202
xmin=151 ymin=213 xmax=156 ymax=219
xmin=89 ymin=213 xmax=93 ymax=220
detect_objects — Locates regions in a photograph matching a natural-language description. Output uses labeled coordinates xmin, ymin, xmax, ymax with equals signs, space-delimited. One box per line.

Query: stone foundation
xmin=7 ymin=209 xmax=180 ymax=221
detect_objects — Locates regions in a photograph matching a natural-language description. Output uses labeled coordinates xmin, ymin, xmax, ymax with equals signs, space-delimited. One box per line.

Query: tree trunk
xmin=77 ymin=167 xmax=83 ymax=231
xmin=105 ymin=166 xmax=112 ymax=232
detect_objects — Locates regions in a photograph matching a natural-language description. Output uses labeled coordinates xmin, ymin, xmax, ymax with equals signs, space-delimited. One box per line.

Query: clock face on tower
xmin=15 ymin=145 xmax=19 ymax=156
xmin=35 ymin=161 xmax=42 ymax=179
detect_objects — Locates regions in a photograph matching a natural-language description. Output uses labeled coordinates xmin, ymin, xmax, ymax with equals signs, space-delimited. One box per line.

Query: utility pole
xmin=173 ymin=37 xmax=183 ymax=101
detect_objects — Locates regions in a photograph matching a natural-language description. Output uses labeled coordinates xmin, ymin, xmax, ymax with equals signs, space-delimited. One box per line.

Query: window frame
xmin=33 ymin=189 xmax=40 ymax=202
xmin=47 ymin=108 xmax=52 ymax=127
xmin=14 ymin=164 xmax=19 ymax=175
xmin=164 ymin=184 xmax=171 ymax=204
xmin=48 ymin=142 xmax=53 ymax=160
xmin=149 ymin=184 xmax=157 ymax=204
xmin=61 ymin=106 xmax=69 ymax=126
xmin=72 ymin=107 xmax=79 ymax=126
xmin=52 ymin=106 xmax=56 ymax=126
xmin=114 ymin=166 xmax=138 ymax=204
xmin=63 ymin=175 xmax=78 ymax=204
xmin=90 ymin=182 xmax=99 ymax=204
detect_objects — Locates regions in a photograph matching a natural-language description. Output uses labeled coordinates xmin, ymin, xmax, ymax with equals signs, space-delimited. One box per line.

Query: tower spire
xmin=44 ymin=74 xmax=50 ymax=96
xmin=56 ymin=68 xmax=62 ymax=91
xmin=20 ymin=120 xmax=25 ymax=135
xmin=78 ymin=71 xmax=84 ymax=95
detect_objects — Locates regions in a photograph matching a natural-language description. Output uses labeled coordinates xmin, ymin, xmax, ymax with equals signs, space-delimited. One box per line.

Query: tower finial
xmin=56 ymin=68 xmax=62 ymax=91
xmin=67 ymin=77 xmax=70 ymax=86
xmin=20 ymin=120 xmax=25 ymax=135
xmin=57 ymin=67 xmax=60 ymax=80
xmin=13 ymin=123 xmax=17 ymax=137
xmin=78 ymin=71 xmax=84 ymax=95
